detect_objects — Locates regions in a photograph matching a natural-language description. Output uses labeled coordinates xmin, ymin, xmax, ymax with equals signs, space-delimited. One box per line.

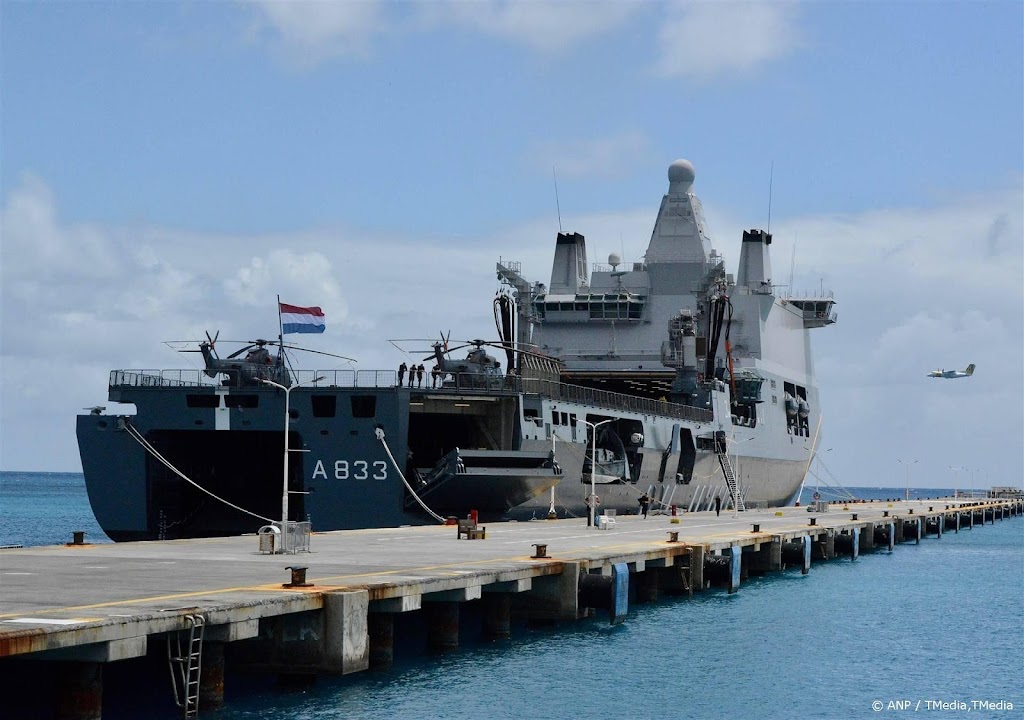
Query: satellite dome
xmin=608 ymin=252 xmax=622 ymax=268
xmin=668 ymin=159 xmax=696 ymax=185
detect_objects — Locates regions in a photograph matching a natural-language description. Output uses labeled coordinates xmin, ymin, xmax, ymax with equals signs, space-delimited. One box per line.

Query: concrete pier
xmin=1 ymin=497 xmax=1019 ymax=719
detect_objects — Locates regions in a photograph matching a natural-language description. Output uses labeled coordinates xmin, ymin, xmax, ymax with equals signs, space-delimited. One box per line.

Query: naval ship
xmin=76 ymin=159 xmax=835 ymax=540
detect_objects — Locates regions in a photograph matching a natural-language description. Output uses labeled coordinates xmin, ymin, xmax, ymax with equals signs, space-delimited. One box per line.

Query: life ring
xmin=812 ymin=491 xmax=820 ymax=500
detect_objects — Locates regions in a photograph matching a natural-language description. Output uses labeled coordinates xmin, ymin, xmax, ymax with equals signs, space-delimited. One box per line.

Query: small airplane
xmin=927 ymin=363 xmax=976 ymax=379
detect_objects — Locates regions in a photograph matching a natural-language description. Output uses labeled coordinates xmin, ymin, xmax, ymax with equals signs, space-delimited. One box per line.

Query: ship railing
xmin=108 ymin=369 xmax=711 ymax=423
xmin=784 ymin=289 xmax=835 ymax=300
xmin=521 ymin=377 xmax=713 ymax=424
xmin=290 ymin=369 xmax=398 ymax=388
xmin=110 ymin=370 xmax=217 ymax=388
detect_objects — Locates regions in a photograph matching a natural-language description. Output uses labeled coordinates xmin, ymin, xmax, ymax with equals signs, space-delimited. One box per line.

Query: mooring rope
xmin=122 ymin=420 xmax=275 ymax=523
xmin=374 ymin=427 xmax=446 ymax=523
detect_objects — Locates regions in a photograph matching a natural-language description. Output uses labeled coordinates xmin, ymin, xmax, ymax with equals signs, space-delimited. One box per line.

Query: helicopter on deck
xmin=185 ymin=331 xmax=355 ymax=388
xmin=393 ymin=333 xmax=560 ymax=389
xmin=429 ymin=339 xmax=504 ymax=381
xmin=197 ymin=333 xmax=292 ymax=387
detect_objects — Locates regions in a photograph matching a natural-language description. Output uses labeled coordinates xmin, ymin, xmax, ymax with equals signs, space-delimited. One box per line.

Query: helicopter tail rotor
xmin=204 ymin=330 xmax=221 ymax=358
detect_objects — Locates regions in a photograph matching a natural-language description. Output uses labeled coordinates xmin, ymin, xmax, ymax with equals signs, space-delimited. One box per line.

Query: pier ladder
xmin=716 ymin=451 xmax=745 ymax=512
xmin=168 ymin=614 xmax=205 ymax=719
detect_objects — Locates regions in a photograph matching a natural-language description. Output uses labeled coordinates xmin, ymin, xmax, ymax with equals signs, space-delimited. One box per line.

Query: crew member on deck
xmin=398 ymin=362 xmax=407 ymax=387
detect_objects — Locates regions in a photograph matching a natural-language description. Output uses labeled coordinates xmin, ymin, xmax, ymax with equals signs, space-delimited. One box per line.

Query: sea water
xmin=1 ymin=472 xmax=1021 ymax=720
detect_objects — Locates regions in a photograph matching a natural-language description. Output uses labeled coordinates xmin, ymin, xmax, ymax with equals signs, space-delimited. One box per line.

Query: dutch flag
xmin=280 ymin=302 xmax=326 ymax=335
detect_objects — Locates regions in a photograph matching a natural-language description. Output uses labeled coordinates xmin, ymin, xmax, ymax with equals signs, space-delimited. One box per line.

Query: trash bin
xmin=258 ymin=525 xmax=280 ymax=554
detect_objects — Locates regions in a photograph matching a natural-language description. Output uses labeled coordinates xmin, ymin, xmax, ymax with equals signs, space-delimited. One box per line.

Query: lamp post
xmin=580 ymin=417 xmax=615 ymax=528
xmin=897 ymin=458 xmax=917 ymax=503
xmin=949 ymin=466 xmax=965 ymax=499
xmin=259 ymin=375 xmax=323 ymax=546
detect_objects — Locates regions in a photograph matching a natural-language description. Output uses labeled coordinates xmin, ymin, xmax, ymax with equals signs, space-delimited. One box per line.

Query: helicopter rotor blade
xmin=279 ymin=344 xmax=357 ymax=363
xmin=226 ymin=345 xmax=256 ymax=359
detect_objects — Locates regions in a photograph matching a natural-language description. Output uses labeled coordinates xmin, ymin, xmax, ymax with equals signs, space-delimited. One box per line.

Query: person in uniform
xmin=398 ymin=362 xmax=407 ymax=387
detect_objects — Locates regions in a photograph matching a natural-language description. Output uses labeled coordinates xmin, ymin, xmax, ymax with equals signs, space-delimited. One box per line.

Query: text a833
xmin=311 ymin=460 xmax=388 ymax=480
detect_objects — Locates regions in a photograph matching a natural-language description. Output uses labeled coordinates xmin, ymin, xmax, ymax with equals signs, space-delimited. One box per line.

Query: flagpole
xmin=277 ymin=293 xmax=285 ymax=353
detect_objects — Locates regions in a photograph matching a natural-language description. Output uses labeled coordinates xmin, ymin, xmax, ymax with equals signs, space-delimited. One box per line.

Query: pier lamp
xmin=579 ymin=418 xmax=615 ymax=528
xmin=949 ymin=466 xmax=966 ymax=499
xmin=897 ymin=459 xmax=917 ymax=503
xmin=259 ymin=374 xmax=323 ymax=548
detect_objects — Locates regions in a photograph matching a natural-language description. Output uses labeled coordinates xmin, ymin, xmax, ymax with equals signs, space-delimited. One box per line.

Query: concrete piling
xmin=55 ymin=662 xmax=103 ymax=720
xmin=635 ymin=566 xmax=660 ymax=603
xmin=482 ymin=593 xmax=512 ymax=640
xmin=368 ymin=613 xmax=394 ymax=670
xmin=425 ymin=602 xmax=460 ymax=652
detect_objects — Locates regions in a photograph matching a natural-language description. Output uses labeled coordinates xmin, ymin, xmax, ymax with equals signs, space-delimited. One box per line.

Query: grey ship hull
xmin=77 ymin=371 xmax=808 ymax=541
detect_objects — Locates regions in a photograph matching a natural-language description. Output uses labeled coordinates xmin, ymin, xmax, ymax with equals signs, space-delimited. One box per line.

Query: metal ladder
xmin=716 ymin=451 xmax=745 ymax=512
xmin=168 ymin=614 xmax=205 ymax=719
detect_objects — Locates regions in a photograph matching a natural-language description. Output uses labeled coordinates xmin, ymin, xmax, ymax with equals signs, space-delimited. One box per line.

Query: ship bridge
xmin=784 ymin=291 xmax=838 ymax=328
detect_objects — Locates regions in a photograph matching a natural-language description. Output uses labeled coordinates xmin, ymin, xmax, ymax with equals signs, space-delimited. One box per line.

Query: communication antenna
xmin=552 ymin=166 xmax=562 ymax=232
xmin=787 ymin=234 xmax=797 ymax=300
xmin=767 ymin=161 xmax=774 ymax=234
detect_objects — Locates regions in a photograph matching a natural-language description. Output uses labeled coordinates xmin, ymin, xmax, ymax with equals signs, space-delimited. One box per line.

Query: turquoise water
xmin=2 ymin=473 xmax=1021 ymax=719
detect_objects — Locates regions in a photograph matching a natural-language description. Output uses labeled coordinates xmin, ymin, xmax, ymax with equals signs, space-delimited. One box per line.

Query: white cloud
xmin=245 ymin=0 xmax=386 ymax=65
xmin=529 ymin=131 xmax=650 ymax=180
xmin=432 ymin=0 xmax=638 ymax=52
xmin=654 ymin=1 xmax=803 ymax=81
xmin=243 ymin=0 xmax=804 ymax=80
xmin=244 ymin=0 xmax=640 ymax=66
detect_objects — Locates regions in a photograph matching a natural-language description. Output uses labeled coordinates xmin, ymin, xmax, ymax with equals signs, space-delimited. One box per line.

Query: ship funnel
xmin=736 ymin=229 xmax=773 ymax=293
xmin=549 ymin=232 xmax=589 ymax=295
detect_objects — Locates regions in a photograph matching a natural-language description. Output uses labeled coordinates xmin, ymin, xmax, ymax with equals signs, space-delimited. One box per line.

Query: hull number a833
xmin=311 ymin=460 xmax=388 ymax=480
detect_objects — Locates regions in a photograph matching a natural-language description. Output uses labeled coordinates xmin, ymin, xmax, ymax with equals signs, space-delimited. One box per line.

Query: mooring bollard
xmin=751 ymin=524 xmax=761 ymax=533
xmin=531 ymin=543 xmax=548 ymax=558
xmin=70 ymin=531 xmax=85 ymax=546
xmin=851 ymin=513 xmax=858 ymax=521
xmin=667 ymin=531 xmax=679 ymax=543
xmin=283 ymin=566 xmax=312 ymax=588
xmin=883 ymin=510 xmax=889 ymax=517
xmin=809 ymin=517 xmax=817 ymax=526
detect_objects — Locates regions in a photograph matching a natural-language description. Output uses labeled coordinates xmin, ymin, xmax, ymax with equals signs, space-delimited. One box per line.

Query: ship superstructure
xmin=496 ymin=159 xmax=836 ymax=517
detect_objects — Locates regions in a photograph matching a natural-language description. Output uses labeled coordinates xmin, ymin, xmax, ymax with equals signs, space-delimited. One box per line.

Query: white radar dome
xmin=668 ymin=159 xmax=696 ymax=193
xmin=608 ymin=252 xmax=622 ymax=268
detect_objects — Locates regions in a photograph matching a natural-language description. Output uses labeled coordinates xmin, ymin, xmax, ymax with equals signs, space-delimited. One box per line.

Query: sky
xmin=1 ymin=0 xmax=1021 ymax=491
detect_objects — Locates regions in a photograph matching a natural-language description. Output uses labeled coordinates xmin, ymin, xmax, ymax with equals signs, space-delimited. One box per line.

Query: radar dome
xmin=668 ymin=159 xmax=696 ymax=185
xmin=608 ymin=252 xmax=622 ymax=268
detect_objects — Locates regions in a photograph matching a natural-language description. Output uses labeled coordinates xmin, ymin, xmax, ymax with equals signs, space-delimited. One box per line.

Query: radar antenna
xmin=553 ymin=166 xmax=562 ymax=232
